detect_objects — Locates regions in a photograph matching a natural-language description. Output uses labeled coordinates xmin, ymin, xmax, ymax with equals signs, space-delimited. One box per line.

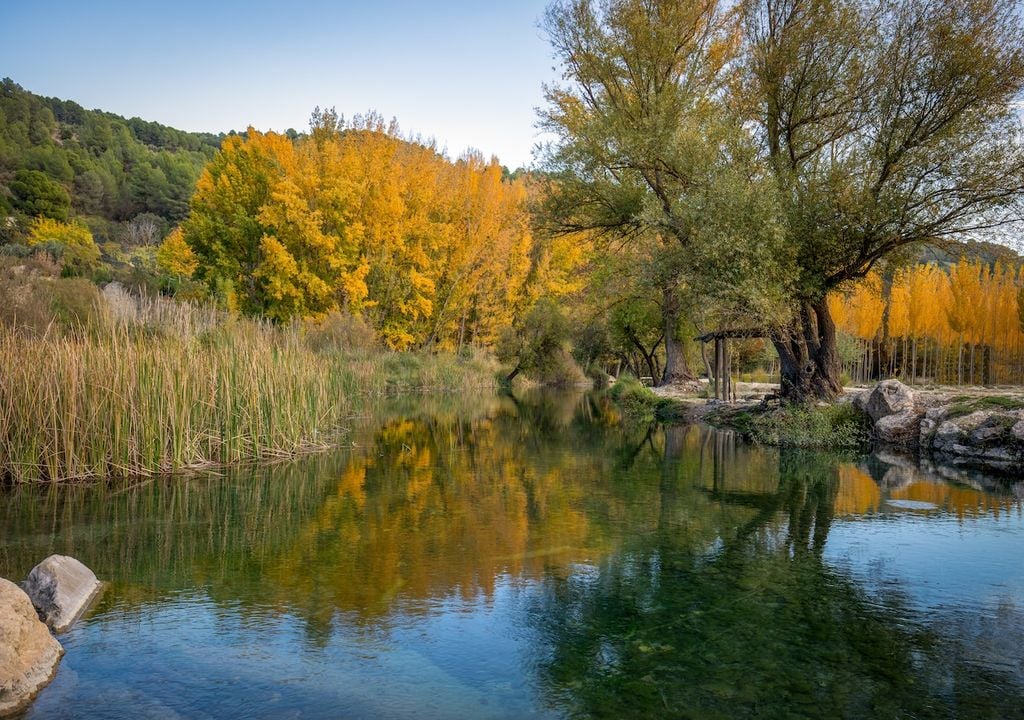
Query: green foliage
xmin=0 ymin=78 xmax=219 ymax=224
xmin=715 ymin=403 xmax=871 ymax=448
xmin=539 ymin=0 xmax=792 ymax=326
xmin=608 ymin=374 xmax=658 ymax=418
xmin=9 ymin=169 xmax=70 ymax=220
xmin=497 ymin=298 xmax=574 ymax=384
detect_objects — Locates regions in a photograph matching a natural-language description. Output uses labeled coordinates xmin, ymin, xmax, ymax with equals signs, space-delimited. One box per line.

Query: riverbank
xmin=0 ymin=289 xmax=499 ymax=484
xmin=619 ymin=378 xmax=1024 ymax=478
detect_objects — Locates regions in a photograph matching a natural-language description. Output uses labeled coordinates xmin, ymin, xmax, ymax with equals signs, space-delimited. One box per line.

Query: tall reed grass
xmin=0 ymin=289 xmax=498 ymax=483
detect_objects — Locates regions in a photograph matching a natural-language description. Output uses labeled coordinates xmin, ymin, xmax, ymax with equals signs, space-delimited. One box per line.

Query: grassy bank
xmin=711 ymin=403 xmax=871 ymax=448
xmin=607 ymin=376 xmax=692 ymax=422
xmin=607 ymin=376 xmax=871 ymax=448
xmin=0 ymin=291 xmax=498 ymax=483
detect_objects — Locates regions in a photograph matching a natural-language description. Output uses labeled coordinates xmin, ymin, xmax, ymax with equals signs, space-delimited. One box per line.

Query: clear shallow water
xmin=2 ymin=391 xmax=1023 ymax=719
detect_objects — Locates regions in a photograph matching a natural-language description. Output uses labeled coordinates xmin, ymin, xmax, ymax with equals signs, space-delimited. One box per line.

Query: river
xmin=2 ymin=391 xmax=1022 ymax=719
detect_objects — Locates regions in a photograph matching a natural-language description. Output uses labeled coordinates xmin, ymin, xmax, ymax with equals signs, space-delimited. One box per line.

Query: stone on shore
xmin=924 ymin=408 xmax=1024 ymax=474
xmin=859 ymin=379 xmax=917 ymax=422
xmin=0 ymin=578 xmax=63 ymax=716
xmin=875 ymin=411 xmax=923 ymax=444
xmin=22 ymin=555 xmax=101 ymax=633
xmin=855 ymin=380 xmax=924 ymax=446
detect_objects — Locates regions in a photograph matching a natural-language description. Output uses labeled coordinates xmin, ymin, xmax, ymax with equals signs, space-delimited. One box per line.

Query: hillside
xmin=0 ymin=78 xmax=226 ymax=242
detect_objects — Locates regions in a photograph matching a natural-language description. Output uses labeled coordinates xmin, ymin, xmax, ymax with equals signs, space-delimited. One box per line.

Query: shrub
xmin=609 ymin=374 xmax=660 ymax=418
xmin=744 ymin=403 xmax=871 ymax=448
xmin=530 ymin=348 xmax=587 ymax=387
xmin=26 ymin=217 xmax=100 ymax=276
xmin=47 ymin=278 xmax=103 ymax=332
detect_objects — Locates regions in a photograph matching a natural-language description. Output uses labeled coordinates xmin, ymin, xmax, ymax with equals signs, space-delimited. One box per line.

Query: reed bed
xmin=0 ymin=292 xmax=498 ymax=483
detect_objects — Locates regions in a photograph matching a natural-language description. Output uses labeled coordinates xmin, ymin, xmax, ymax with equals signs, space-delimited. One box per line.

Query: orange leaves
xmin=829 ymin=272 xmax=885 ymax=341
xmin=833 ymin=259 xmax=1024 ymax=352
xmin=831 ymin=258 xmax=1024 ymax=383
xmin=184 ymin=122 xmax=538 ymax=343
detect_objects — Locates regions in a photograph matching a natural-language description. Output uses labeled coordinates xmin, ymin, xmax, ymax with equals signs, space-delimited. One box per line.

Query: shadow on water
xmin=1 ymin=390 xmax=1022 ymax=719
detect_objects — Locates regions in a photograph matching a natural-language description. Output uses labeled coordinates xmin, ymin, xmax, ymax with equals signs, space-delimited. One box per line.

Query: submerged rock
xmin=22 ymin=556 xmax=102 ymax=633
xmin=0 ymin=578 xmax=63 ymax=716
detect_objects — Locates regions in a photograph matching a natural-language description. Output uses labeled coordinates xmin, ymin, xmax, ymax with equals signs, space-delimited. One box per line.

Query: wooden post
xmin=712 ymin=338 xmax=719 ymax=399
xmin=715 ymin=338 xmax=723 ymax=400
xmin=723 ymin=338 xmax=731 ymax=403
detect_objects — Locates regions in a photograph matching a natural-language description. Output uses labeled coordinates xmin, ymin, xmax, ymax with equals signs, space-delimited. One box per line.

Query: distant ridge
xmin=0 ymin=78 xmax=229 ymax=239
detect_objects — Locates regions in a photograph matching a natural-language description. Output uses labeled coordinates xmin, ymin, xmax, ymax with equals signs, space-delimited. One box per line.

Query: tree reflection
xmin=0 ymin=393 xmax=1021 ymax=718
xmin=533 ymin=435 xmax=1023 ymax=719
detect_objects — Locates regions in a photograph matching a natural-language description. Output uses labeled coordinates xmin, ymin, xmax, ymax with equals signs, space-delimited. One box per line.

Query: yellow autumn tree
xmin=182 ymin=114 xmax=545 ymax=347
xmin=155 ymin=228 xmax=198 ymax=278
xmin=183 ymin=129 xmax=363 ymax=322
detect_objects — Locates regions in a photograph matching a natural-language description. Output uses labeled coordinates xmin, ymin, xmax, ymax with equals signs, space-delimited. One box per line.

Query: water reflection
xmin=1 ymin=391 xmax=1022 ymax=719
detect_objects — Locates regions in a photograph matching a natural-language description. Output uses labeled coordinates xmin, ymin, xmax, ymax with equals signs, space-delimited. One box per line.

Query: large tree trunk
xmin=771 ymin=299 xmax=843 ymax=403
xmin=660 ymin=284 xmax=696 ymax=386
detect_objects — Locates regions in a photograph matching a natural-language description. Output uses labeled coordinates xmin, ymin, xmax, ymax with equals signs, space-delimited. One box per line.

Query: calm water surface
xmin=2 ymin=392 xmax=1023 ymax=719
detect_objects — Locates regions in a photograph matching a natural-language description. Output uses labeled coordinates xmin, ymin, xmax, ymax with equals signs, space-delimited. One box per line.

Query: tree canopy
xmin=182 ymin=115 xmax=574 ymax=349
xmin=539 ymin=0 xmax=1024 ymax=400
xmin=0 ymin=78 xmax=221 ymax=230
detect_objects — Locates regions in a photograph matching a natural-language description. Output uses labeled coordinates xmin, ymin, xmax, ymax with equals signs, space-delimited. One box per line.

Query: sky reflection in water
xmin=2 ymin=391 xmax=1022 ymax=719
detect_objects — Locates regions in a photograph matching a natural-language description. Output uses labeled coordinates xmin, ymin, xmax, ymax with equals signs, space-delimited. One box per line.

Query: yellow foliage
xmin=27 ymin=217 xmax=100 ymax=273
xmin=830 ymin=259 xmax=1024 ymax=384
xmin=185 ymin=121 xmax=552 ymax=348
xmin=155 ymin=228 xmax=199 ymax=277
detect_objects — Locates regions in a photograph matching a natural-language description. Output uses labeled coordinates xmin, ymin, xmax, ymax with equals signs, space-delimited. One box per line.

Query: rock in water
xmin=0 ymin=578 xmax=63 ymax=716
xmin=22 ymin=556 xmax=101 ymax=633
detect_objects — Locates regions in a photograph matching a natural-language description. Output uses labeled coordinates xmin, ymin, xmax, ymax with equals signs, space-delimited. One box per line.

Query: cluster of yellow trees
xmin=167 ymin=115 xmax=579 ymax=351
xmin=830 ymin=259 xmax=1024 ymax=385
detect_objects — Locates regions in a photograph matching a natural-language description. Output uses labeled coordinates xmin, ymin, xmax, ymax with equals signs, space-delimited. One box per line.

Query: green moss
xmin=945 ymin=396 xmax=1024 ymax=418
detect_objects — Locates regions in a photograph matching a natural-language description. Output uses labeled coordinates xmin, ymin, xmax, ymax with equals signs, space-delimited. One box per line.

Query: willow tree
xmin=540 ymin=0 xmax=789 ymax=386
xmin=544 ymin=1 xmax=761 ymax=383
xmin=740 ymin=0 xmax=1024 ymax=400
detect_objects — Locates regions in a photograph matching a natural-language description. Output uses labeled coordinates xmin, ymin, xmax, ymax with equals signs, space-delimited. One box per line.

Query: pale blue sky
xmin=0 ymin=1 xmax=556 ymax=168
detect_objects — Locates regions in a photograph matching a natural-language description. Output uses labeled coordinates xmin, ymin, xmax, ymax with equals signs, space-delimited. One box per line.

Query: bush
xmin=743 ymin=403 xmax=871 ymax=448
xmin=609 ymin=374 xmax=660 ymax=418
xmin=0 ymin=254 xmax=100 ymax=334
xmin=47 ymin=278 xmax=104 ymax=332
xmin=26 ymin=217 xmax=101 ymax=276
xmin=530 ymin=347 xmax=587 ymax=387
